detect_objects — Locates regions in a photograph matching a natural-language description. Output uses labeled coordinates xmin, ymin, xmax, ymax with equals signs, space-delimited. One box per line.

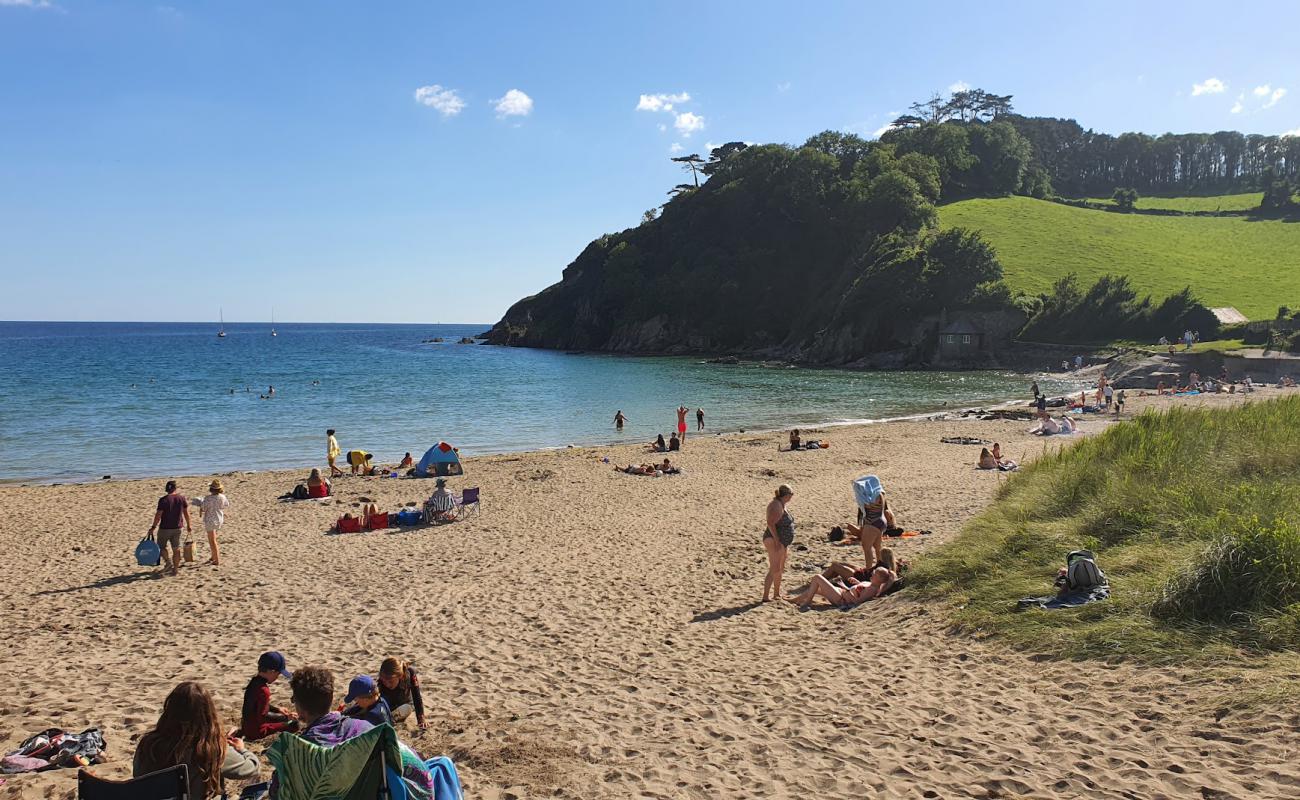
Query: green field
xmin=938 ymin=196 xmax=1300 ymax=318
xmin=909 ymin=397 xmax=1300 ymax=694
xmin=1083 ymin=192 xmax=1263 ymax=212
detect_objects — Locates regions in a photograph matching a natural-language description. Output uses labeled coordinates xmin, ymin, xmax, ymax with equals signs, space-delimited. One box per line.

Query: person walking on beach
xmin=762 ymin=484 xmax=795 ymax=602
xmin=198 ymin=479 xmax=230 ymax=566
xmin=327 ymin=429 xmax=343 ymax=478
xmin=614 ymin=410 xmax=627 ymax=430
xmin=696 ymin=407 xmax=705 ymax=431
xmin=676 ymin=405 xmax=689 ymax=444
xmin=148 ymin=480 xmax=190 ymax=576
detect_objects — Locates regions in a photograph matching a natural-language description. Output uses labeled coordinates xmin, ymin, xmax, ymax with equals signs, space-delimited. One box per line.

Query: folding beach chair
xmin=266 ymin=724 xmax=463 ymax=800
xmin=78 ymin=764 xmax=190 ymax=800
xmin=422 ymin=493 xmax=457 ymax=524
xmin=454 ymin=487 xmax=481 ymax=518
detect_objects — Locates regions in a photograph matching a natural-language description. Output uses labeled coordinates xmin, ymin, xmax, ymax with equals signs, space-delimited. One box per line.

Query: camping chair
xmin=265 ymin=724 xmax=461 ymax=800
xmin=454 ymin=487 xmax=481 ymax=518
xmin=78 ymin=764 xmax=190 ymax=800
xmin=422 ymin=493 xmax=457 ymax=524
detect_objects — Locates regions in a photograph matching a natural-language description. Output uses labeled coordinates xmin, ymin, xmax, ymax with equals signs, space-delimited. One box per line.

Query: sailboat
xmin=218 ymin=309 xmax=227 ymax=338
xmin=270 ymin=308 xmax=277 ymax=337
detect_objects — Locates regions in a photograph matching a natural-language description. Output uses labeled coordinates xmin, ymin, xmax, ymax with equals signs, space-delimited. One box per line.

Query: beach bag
xmin=292 ymin=484 xmax=310 ymax=500
xmin=183 ymin=541 xmax=196 ymax=562
xmin=135 ymin=535 xmax=161 ymax=567
xmin=366 ymin=512 xmax=389 ymax=531
xmin=336 ymin=516 xmax=362 ymax=533
xmin=1065 ymin=550 xmax=1106 ymax=590
xmin=395 ymin=509 xmax=422 ymax=526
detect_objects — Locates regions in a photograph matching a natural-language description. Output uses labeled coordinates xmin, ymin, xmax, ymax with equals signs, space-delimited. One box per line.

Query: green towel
xmin=266 ymin=725 xmax=403 ymax=800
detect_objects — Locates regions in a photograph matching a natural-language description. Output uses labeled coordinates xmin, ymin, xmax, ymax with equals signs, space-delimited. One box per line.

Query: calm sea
xmin=0 ymin=322 xmax=1079 ymax=483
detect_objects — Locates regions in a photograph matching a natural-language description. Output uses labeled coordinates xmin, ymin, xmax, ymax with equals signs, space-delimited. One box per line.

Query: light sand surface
xmin=2 ymin=390 xmax=1298 ymax=799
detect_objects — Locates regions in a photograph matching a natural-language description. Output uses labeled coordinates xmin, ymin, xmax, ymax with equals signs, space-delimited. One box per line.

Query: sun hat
xmin=435 ymin=478 xmax=447 ymax=487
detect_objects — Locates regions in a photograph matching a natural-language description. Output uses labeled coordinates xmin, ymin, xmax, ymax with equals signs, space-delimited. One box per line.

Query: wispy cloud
xmin=0 ymin=0 xmax=56 ymax=8
xmin=1283 ymin=127 xmax=1300 ymax=138
xmin=1264 ymin=87 xmax=1287 ymax=109
xmin=636 ymin=92 xmax=690 ymax=113
xmin=1231 ymin=94 xmax=1244 ymax=114
xmin=1191 ymin=77 xmax=1226 ymax=96
xmin=776 ymin=81 xmax=792 ymax=94
xmin=948 ymin=80 xmax=970 ymax=93
xmin=669 ymin=142 xmax=684 ymax=154
xmin=674 ymin=111 xmax=705 ymax=137
xmin=493 ymin=89 xmax=533 ymax=118
xmin=413 ymin=85 xmax=466 ymax=117
xmin=872 ymin=122 xmax=898 ymax=139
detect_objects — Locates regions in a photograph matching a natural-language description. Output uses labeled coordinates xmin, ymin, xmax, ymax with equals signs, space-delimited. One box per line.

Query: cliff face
xmin=486 ymin=141 xmax=1014 ymax=365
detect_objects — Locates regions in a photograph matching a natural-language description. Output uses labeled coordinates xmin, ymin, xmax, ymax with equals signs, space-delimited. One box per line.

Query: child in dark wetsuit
xmin=377 ymin=657 xmax=427 ymax=729
xmin=240 ymin=651 xmax=299 ymax=740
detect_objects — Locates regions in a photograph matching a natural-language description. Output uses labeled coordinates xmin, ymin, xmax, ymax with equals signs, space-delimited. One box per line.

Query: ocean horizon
xmin=0 ymin=321 xmax=1080 ymax=484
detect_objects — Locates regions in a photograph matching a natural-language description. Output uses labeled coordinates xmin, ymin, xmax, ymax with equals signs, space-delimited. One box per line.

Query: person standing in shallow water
xmin=762 ymin=484 xmax=795 ymax=602
xmin=614 ymin=410 xmax=627 ymax=430
xmin=696 ymin=407 xmax=705 ymax=431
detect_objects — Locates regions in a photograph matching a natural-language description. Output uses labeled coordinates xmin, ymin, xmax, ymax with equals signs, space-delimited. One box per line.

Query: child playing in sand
xmin=377 ymin=657 xmax=428 ymax=729
xmin=240 ymin=651 xmax=299 ymax=741
xmin=341 ymin=675 xmax=393 ymax=727
xmin=197 ymin=479 xmax=230 ymax=566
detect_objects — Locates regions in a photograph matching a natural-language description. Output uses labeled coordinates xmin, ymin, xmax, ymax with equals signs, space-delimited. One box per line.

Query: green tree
xmin=1112 ymin=187 xmax=1139 ymax=210
xmin=671 ymin=154 xmax=707 ymax=187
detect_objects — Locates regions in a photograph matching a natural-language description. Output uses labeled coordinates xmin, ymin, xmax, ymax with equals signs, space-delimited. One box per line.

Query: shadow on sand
xmin=690 ymin=601 xmax=764 ymax=622
xmin=34 ymin=570 xmax=161 ymax=596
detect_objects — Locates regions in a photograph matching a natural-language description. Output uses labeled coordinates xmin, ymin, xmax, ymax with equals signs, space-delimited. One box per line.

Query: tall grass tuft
xmin=910 ymin=395 xmax=1300 ymax=666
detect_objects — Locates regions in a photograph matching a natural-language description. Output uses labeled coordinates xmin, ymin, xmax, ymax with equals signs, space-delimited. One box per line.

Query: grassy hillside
xmin=938 ymin=196 xmax=1300 ymax=318
xmin=1084 ymin=192 xmax=1263 ymax=212
xmin=909 ymin=396 xmax=1300 ymax=679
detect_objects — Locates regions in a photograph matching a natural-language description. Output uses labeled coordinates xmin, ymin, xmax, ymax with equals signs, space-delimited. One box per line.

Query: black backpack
xmin=291 ymin=484 xmax=310 ymax=500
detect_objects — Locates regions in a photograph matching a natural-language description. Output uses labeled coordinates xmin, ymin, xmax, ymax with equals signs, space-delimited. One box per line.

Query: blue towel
xmin=853 ymin=475 xmax=882 ymax=507
xmin=424 ymin=756 xmax=463 ymax=800
xmin=1017 ymin=585 xmax=1109 ymax=610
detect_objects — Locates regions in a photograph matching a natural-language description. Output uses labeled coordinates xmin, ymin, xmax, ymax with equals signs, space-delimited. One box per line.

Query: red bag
xmin=366 ymin=512 xmax=389 ymax=531
xmin=336 ymin=516 xmax=361 ymax=533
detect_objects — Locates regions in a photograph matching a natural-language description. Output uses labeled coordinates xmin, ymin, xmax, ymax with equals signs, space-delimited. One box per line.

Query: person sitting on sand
xmin=659 ymin=458 xmax=680 ymax=475
xmin=668 ymin=432 xmax=681 ymax=451
xmin=992 ymin=442 xmax=1018 ymax=470
xmin=788 ymin=549 xmax=898 ymax=609
xmin=135 ymin=681 xmax=261 ymax=800
xmin=307 ymin=468 xmax=331 ymax=498
xmin=1059 ymin=416 xmax=1077 ymax=433
xmin=978 ymin=447 xmax=998 ymax=470
xmin=347 ymin=450 xmax=373 ymax=475
xmin=424 ymin=478 xmax=456 ymax=521
xmin=341 ymin=675 xmax=393 ymax=727
xmin=789 ymin=429 xmax=801 ymax=450
xmin=1029 ymin=416 xmax=1061 ymax=435
xmin=650 ymin=434 xmax=667 ymax=452
xmin=398 ymin=452 xmax=414 ymax=470
xmin=241 ymin=651 xmax=298 ymax=741
xmin=377 ymin=657 xmax=428 ymax=729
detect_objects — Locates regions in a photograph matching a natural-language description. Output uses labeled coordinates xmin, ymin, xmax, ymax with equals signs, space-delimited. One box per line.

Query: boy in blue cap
xmin=341 ymin=675 xmax=393 ymax=727
xmin=240 ymin=651 xmax=300 ymax=740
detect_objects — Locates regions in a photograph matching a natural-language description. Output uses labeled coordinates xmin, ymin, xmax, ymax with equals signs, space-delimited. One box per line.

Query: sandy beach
xmin=2 ymin=390 xmax=1298 ymax=799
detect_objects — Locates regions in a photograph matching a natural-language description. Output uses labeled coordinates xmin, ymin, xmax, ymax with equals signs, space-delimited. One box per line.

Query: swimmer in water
xmin=614 ymin=410 xmax=627 ymax=430
xmin=267 ymin=386 xmax=275 ymax=396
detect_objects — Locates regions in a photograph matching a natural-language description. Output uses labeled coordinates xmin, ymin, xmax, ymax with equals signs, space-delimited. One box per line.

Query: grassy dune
xmin=938 ymin=196 xmax=1300 ymax=318
xmin=910 ymin=397 xmax=1300 ymax=675
xmin=1084 ymin=192 xmax=1263 ymax=212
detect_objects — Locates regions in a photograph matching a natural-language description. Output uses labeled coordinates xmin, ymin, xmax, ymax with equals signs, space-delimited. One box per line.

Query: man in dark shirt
xmin=147 ymin=480 xmax=190 ymax=576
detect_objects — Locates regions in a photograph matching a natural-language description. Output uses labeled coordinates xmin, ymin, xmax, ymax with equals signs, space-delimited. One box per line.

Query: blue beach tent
xmin=415 ymin=442 xmax=463 ymax=478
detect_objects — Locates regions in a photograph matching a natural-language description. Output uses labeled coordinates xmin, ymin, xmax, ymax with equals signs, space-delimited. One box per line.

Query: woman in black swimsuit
xmin=762 ymin=484 xmax=795 ymax=602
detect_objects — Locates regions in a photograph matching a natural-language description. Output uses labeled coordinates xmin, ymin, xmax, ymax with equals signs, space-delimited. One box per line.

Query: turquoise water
xmin=0 ymin=322 xmax=1079 ymax=483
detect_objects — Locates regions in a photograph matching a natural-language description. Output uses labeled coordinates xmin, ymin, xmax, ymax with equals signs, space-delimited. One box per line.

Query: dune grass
xmin=937 ymin=196 xmax=1300 ymax=319
xmin=1084 ymin=192 xmax=1263 ymax=212
xmin=909 ymin=396 xmax=1300 ymax=672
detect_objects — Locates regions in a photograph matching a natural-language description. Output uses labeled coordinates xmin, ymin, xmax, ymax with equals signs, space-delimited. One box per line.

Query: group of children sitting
xmin=131 ymin=651 xmax=456 ymax=799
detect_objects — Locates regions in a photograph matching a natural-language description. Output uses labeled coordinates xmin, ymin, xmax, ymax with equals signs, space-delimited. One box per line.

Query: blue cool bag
xmin=135 ymin=534 xmax=161 ymax=567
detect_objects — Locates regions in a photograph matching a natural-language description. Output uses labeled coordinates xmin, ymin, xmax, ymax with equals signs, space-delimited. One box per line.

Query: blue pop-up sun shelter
xmin=415 ymin=442 xmax=462 ymax=478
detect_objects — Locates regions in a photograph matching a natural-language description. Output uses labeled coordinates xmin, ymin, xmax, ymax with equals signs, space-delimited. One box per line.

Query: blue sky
xmin=2 ymin=1 xmax=1298 ymax=324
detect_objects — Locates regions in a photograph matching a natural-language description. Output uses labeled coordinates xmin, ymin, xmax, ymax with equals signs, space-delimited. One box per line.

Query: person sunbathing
xmin=659 ymin=458 xmax=680 ymax=475
xmin=788 ymin=549 xmax=898 ymax=609
xmin=307 ymin=468 xmax=331 ymax=498
xmin=1029 ymin=417 xmax=1061 ymax=435
xmin=398 ymin=452 xmax=414 ymax=469
xmin=789 ymin=429 xmax=801 ymax=450
xmin=978 ymin=447 xmax=998 ymax=470
xmin=991 ymin=442 xmax=1018 ymax=470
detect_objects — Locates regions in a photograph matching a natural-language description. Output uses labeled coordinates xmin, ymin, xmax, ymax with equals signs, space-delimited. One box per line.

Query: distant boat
xmin=270 ymin=308 xmax=277 ymax=337
xmin=218 ymin=309 xmax=227 ymax=338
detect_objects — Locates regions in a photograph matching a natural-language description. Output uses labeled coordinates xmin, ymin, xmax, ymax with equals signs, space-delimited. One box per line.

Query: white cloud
xmin=413 ymin=85 xmax=466 ymax=117
xmin=636 ymin=92 xmax=690 ymax=113
xmin=1231 ymin=96 xmax=1244 ymax=114
xmin=776 ymin=81 xmax=792 ymax=94
xmin=1282 ymin=127 xmax=1300 ymax=138
xmin=1265 ymin=87 xmax=1287 ymax=109
xmin=948 ymin=80 xmax=970 ymax=93
xmin=704 ymin=141 xmax=719 ymax=153
xmin=657 ymin=123 xmax=667 ymax=132
xmin=669 ymin=142 xmax=684 ymax=154
xmin=1254 ymin=85 xmax=1272 ymax=97
xmin=493 ymin=89 xmax=533 ymax=118
xmin=674 ymin=111 xmax=705 ymax=136
xmin=0 ymin=0 xmax=54 ymax=6
xmin=1192 ymin=78 xmax=1226 ymax=96
xmin=872 ymin=122 xmax=897 ymax=139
